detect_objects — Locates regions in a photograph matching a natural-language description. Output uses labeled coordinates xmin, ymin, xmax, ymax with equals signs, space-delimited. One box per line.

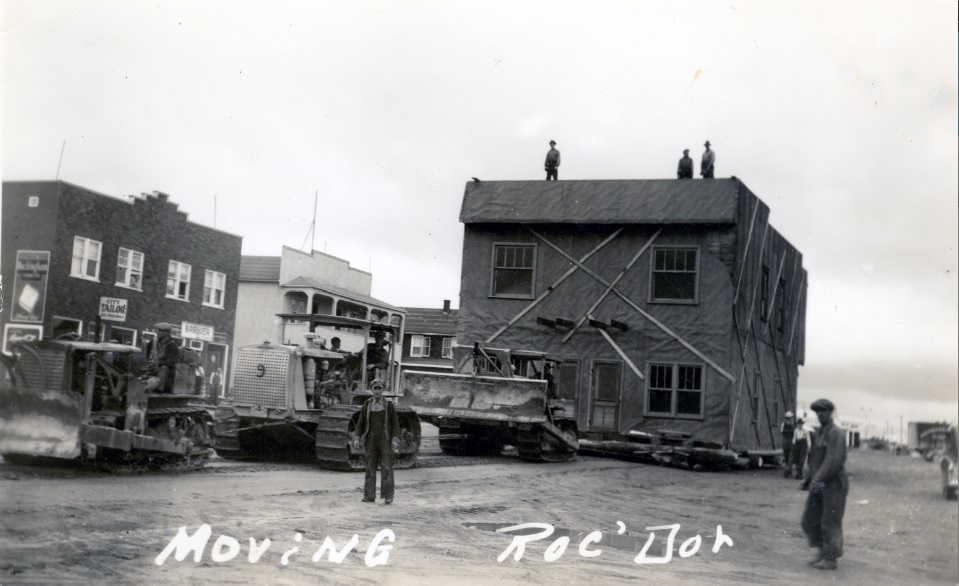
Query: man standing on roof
xmin=677 ymin=149 xmax=694 ymax=179
xmin=700 ymin=141 xmax=715 ymax=178
xmin=800 ymin=398 xmax=848 ymax=571
xmin=545 ymin=140 xmax=560 ymax=181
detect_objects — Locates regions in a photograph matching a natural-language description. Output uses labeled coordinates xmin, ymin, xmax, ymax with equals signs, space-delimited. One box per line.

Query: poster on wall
xmin=11 ymin=250 xmax=51 ymax=323
xmin=3 ymin=323 xmax=43 ymax=355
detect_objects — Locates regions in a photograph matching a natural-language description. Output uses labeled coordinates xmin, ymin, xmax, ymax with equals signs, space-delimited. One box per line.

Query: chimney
xmin=443 ymin=299 xmax=451 ymax=314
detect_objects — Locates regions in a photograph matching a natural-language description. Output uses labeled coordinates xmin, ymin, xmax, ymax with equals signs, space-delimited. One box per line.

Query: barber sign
xmin=99 ymin=297 xmax=128 ymax=322
xmin=181 ymin=321 xmax=215 ymax=341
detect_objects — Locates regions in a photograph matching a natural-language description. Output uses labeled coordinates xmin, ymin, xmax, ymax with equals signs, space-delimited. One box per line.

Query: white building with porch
xmin=231 ymin=247 xmax=405 ymax=393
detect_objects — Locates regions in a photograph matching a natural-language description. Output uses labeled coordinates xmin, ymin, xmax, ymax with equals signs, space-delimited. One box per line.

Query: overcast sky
xmin=3 ymin=1 xmax=956 ymax=432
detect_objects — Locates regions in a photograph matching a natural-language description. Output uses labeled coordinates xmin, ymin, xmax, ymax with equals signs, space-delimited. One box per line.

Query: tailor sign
xmin=181 ymin=321 xmax=214 ymax=341
xmin=99 ymin=296 xmax=128 ymax=322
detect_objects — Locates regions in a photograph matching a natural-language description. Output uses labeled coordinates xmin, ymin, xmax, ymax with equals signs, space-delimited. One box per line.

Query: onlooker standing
xmin=355 ymin=383 xmax=400 ymax=504
xmin=194 ymin=362 xmax=205 ymax=396
xmin=700 ymin=141 xmax=715 ymax=178
xmin=781 ymin=410 xmax=796 ymax=474
xmin=544 ymin=140 xmax=561 ymax=181
xmin=800 ymin=399 xmax=849 ymax=570
xmin=787 ymin=416 xmax=811 ymax=479
xmin=210 ymin=367 xmax=223 ymax=401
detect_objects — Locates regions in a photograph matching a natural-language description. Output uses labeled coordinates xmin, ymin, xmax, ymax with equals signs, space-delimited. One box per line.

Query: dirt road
xmin=0 ymin=430 xmax=956 ymax=585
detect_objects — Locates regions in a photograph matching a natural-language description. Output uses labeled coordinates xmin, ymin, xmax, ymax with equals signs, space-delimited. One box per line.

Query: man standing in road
xmin=355 ymin=382 xmax=400 ymax=504
xmin=545 ymin=140 xmax=561 ymax=180
xmin=700 ymin=140 xmax=715 ymax=178
xmin=781 ymin=410 xmax=796 ymax=476
xmin=800 ymin=399 xmax=849 ymax=571
xmin=677 ymin=149 xmax=694 ymax=178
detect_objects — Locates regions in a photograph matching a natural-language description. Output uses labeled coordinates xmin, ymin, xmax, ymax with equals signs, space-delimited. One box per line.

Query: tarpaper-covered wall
xmin=455 ymin=179 xmax=806 ymax=453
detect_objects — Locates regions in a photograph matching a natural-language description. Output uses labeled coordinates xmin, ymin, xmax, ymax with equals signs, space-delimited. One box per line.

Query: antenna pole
xmin=311 ymin=189 xmax=318 ymax=252
xmin=56 ymin=140 xmax=66 ymax=179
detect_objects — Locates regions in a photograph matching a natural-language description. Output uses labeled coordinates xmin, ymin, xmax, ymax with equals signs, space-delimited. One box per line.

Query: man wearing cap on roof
xmin=780 ymin=410 xmax=796 ymax=475
xmin=677 ymin=149 xmax=694 ymax=179
xmin=800 ymin=398 xmax=848 ymax=571
xmin=544 ymin=140 xmax=560 ymax=181
xmin=154 ymin=322 xmax=180 ymax=394
xmin=700 ymin=141 xmax=715 ymax=179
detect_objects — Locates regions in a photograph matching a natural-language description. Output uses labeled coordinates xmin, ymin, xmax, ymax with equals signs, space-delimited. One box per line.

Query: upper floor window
xmin=116 ymin=248 xmax=144 ymax=290
xmin=651 ymin=247 xmax=699 ymax=303
xmin=491 ymin=243 xmax=536 ymax=299
xmin=777 ymin=279 xmax=787 ymax=332
xmin=71 ymin=237 xmax=102 ymax=281
xmin=410 ymin=335 xmax=431 ymax=358
xmin=166 ymin=260 xmax=191 ymax=301
xmin=647 ymin=362 xmax=704 ymax=418
xmin=203 ymin=270 xmax=226 ymax=308
xmin=441 ymin=337 xmax=454 ymax=359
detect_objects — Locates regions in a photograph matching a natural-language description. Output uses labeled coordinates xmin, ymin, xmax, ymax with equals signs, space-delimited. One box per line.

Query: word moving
xmin=155 ymin=524 xmax=395 ymax=567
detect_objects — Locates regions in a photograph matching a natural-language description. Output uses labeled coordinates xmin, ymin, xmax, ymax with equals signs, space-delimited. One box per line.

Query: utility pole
xmin=56 ymin=140 xmax=66 ymax=179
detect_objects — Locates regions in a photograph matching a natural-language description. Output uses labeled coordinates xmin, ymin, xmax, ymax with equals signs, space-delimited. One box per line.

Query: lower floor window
xmin=647 ymin=362 xmax=704 ymax=417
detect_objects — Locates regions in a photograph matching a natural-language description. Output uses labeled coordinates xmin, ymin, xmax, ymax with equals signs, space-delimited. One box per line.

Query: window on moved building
xmin=558 ymin=361 xmax=579 ymax=401
xmin=760 ymin=265 xmax=770 ymax=321
xmin=203 ymin=270 xmax=226 ymax=308
xmin=411 ymin=335 xmax=431 ymax=357
xmin=166 ymin=260 xmax=191 ymax=301
xmin=441 ymin=337 xmax=453 ymax=359
xmin=116 ymin=248 xmax=144 ymax=290
xmin=647 ymin=362 xmax=704 ymax=417
xmin=71 ymin=236 xmax=102 ymax=281
xmin=651 ymin=247 xmax=699 ymax=302
xmin=491 ymin=243 xmax=536 ymax=299
xmin=777 ymin=278 xmax=786 ymax=332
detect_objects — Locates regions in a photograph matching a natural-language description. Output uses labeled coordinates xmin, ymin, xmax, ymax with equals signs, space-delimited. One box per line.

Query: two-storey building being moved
xmin=454 ymin=178 xmax=807 ymax=466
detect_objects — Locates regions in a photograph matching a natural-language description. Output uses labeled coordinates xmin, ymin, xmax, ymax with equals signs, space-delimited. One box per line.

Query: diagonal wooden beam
xmin=562 ymin=229 xmax=662 ymax=343
xmin=595 ymin=323 xmax=645 ymax=381
xmin=733 ymin=200 xmax=761 ymax=304
xmin=531 ymin=229 xmax=735 ymax=383
xmin=786 ymin=270 xmax=807 ymax=357
xmin=485 ymin=228 xmax=624 ymax=344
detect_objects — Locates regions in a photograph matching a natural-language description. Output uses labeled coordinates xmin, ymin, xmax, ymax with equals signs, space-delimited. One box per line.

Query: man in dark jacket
xmin=677 ymin=149 xmax=694 ymax=178
xmin=544 ymin=140 xmax=560 ymax=180
xmin=355 ymin=382 xmax=400 ymax=504
xmin=800 ymin=399 xmax=848 ymax=570
xmin=154 ymin=322 xmax=180 ymax=394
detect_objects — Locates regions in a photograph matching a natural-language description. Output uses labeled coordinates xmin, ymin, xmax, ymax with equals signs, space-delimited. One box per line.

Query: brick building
xmin=1 ymin=181 xmax=242 ymax=394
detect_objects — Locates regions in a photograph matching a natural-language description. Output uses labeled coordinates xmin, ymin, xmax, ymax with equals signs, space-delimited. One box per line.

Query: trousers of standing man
xmin=801 ymin=476 xmax=848 ymax=560
xmin=364 ymin=409 xmax=394 ymax=501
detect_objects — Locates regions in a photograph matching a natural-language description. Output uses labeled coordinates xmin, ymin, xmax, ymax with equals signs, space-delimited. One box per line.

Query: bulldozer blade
xmin=0 ymin=385 xmax=84 ymax=459
xmin=401 ymin=371 xmax=549 ymax=423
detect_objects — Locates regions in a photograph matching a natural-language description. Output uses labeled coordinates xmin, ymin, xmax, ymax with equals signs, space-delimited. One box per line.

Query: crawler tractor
xmin=0 ymin=339 xmax=213 ymax=472
xmin=212 ymin=315 xmax=421 ymax=470
xmin=400 ymin=344 xmax=579 ymax=462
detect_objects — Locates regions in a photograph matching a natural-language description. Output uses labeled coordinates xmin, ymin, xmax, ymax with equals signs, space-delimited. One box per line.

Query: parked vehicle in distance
xmin=940 ymin=425 xmax=958 ymax=500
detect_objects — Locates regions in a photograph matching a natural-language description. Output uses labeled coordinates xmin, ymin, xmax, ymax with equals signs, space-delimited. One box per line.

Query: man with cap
xmin=700 ymin=141 xmax=715 ymax=179
xmin=544 ymin=140 xmax=561 ymax=181
xmin=800 ymin=398 xmax=848 ymax=570
xmin=154 ymin=322 xmax=180 ymax=394
xmin=780 ymin=410 xmax=796 ymax=476
xmin=677 ymin=149 xmax=694 ymax=179
xmin=354 ymin=381 xmax=401 ymax=504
